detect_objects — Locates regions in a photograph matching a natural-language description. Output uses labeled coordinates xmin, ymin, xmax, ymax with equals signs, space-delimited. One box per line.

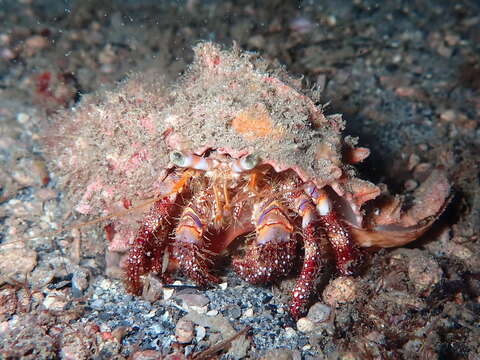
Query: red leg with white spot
xmin=125 ymin=197 xmax=176 ymax=295
xmin=305 ymin=184 xmax=361 ymax=275
xmin=290 ymin=224 xmax=322 ymax=319
xmin=232 ymin=200 xmax=296 ymax=283
xmin=319 ymin=210 xmax=360 ymax=275
xmin=289 ymin=192 xmax=323 ymax=319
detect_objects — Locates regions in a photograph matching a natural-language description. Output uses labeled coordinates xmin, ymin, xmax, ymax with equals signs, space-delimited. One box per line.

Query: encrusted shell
xmin=45 ymin=42 xmax=375 ymax=216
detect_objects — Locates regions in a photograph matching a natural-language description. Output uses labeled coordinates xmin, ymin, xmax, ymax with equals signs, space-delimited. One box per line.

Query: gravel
xmin=1 ymin=0 xmax=479 ymax=358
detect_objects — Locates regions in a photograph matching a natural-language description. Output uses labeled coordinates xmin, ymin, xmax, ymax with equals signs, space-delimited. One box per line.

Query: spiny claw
xmin=174 ymin=205 xmax=218 ymax=286
xmin=233 ymin=200 xmax=296 ymax=283
xmin=232 ymin=240 xmax=296 ymax=284
xmin=171 ymin=242 xmax=219 ymax=286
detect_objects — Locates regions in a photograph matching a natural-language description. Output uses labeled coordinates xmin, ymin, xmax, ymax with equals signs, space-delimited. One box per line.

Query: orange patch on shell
xmin=231 ymin=103 xmax=283 ymax=140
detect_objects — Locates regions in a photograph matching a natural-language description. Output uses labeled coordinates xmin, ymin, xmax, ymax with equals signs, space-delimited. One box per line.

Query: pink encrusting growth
xmin=44 ymin=42 xmax=451 ymax=319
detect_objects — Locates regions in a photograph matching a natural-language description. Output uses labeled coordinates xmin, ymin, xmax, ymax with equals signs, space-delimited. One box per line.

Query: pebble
xmin=0 ymin=247 xmax=37 ymax=279
xmin=175 ymin=318 xmax=194 ymax=344
xmin=23 ymin=35 xmax=48 ymax=56
xmin=223 ymin=304 xmax=242 ymax=319
xmin=413 ymin=162 xmax=432 ymax=177
xmin=339 ymin=351 xmax=358 ymax=360
xmin=407 ymin=154 xmax=420 ymax=171
xmin=16 ymin=113 xmax=30 ymax=124
xmin=163 ymin=287 xmax=175 ymax=300
xmin=284 ymin=327 xmax=297 ymax=338
xmin=131 ymin=350 xmax=163 ymax=360
xmin=448 ymin=243 xmax=473 ymax=260
xmin=219 ymin=282 xmax=228 ymax=290
xmin=144 ymin=309 xmax=157 ymax=319
xmin=91 ymin=299 xmax=105 ymax=310
xmin=188 ymin=305 xmax=207 ymax=314
xmin=404 ymin=179 xmax=418 ymax=191
xmin=440 ymin=109 xmax=456 ymax=122
xmin=242 ymin=308 xmax=254 ymax=318
xmin=323 ymin=277 xmax=357 ymax=306
xmin=302 ymin=344 xmax=311 ymax=351
xmin=142 ymin=275 xmax=163 ymax=302
xmin=261 ymin=348 xmax=300 ymax=360
xmin=99 ymin=279 xmax=113 ymax=290
xmin=43 ymin=292 xmax=69 ymax=311
xmin=206 ymin=309 xmax=218 ymax=316
xmin=289 ymin=16 xmax=315 ymax=34
xmin=35 ymin=188 xmax=57 ymax=201
xmin=395 ymin=86 xmax=417 ymax=97
xmin=0 ymin=47 xmax=15 ymax=60
xmin=111 ymin=326 xmax=131 ymax=342
xmin=296 ymin=317 xmax=314 ymax=333
xmin=248 ymin=34 xmax=265 ymax=48
xmin=29 ymin=267 xmax=55 ymax=288
xmin=407 ymin=255 xmax=443 ymax=291
xmin=176 ymin=293 xmax=210 ymax=307
xmin=195 ymin=325 xmax=206 ymax=342
xmin=306 ymin=302 xmax=331 ymax=323
xmin=71 ymin=268 xmax=90 ymax=298
xmin=149 ymin=324 xmax=163 ymax=335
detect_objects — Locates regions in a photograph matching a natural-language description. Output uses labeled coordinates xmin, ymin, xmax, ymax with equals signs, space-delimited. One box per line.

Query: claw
xmin=174 ymin=204 xmax=218 ymax=286
xmin=171 ymin=242 xmax=219 ymax=286
xmin=233 ymin=200 xmax=296 ymax=283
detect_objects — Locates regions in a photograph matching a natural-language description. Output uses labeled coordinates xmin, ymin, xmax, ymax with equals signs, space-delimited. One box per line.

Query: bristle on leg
xmin=319 ymin=211 xmax=360 ymax=275
xmin=283 ymin=191 xmax=323 ymax=318
xmin=125 ymin=197 xmax=175 ymax=295
xmin=173 ymin=204 xmax=219 ymax=286
xmin=289 ymin=224 xmax=322 ymax=319
xmin=233 ymin=200 xmax=296 ymax=283
xmin=232 ymin=240 xmax=297 ymax=284
xmin=305 ymin=184 xmax=361 ymax=275
xmin=171 ymin=242 xmax=219 ymax=286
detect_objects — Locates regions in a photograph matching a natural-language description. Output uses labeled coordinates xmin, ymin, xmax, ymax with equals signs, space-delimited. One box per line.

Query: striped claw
xmin=173 ymin=203 xmax=219 ymax=286
xmin=233 ymin=200 xmax=296 ymax=283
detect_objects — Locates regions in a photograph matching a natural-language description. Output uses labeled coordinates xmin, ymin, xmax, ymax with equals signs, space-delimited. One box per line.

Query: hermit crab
xmin=45 ymin=42 xmax=450 ymax=318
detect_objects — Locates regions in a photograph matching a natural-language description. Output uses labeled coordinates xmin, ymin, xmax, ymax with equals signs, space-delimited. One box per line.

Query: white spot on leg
xmin=316 ymin=197 xmax=331 ymax=216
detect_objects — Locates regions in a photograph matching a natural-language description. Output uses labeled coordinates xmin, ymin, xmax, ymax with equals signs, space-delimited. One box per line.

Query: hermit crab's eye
xmin=240 ymin=154 xmax=259 ymax=170
xmin=170 ymin=151 xmax=187 ymax=167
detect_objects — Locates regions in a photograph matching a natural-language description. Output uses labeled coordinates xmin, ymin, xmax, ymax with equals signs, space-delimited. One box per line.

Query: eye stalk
xmin=240 ymin=154 xmax=259 ymax=170
xmin=230 ymin=153 xmax=260 ymax=173
xmin=170 ymin=151 xmax=187 ymax=167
